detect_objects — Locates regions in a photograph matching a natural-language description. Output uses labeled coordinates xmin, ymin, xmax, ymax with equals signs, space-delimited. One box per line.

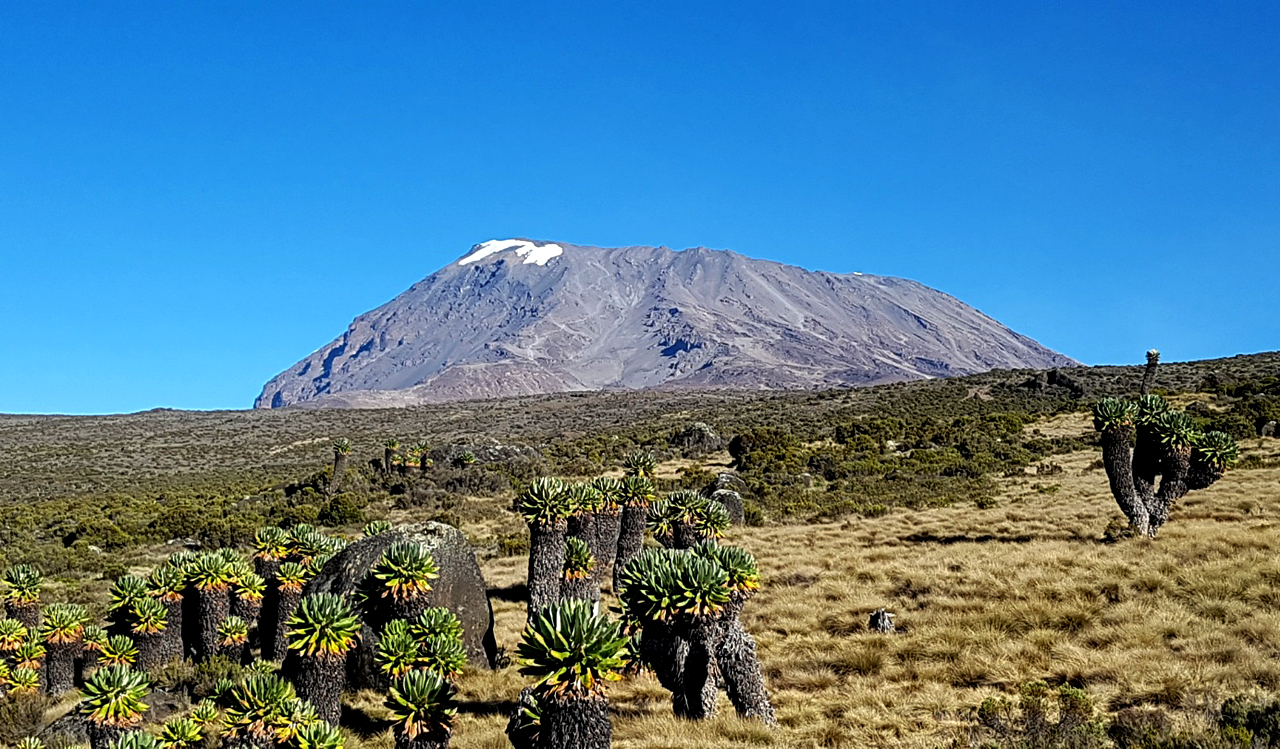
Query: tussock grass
xmin=367 ymin=437 xmax=1280 ymax=749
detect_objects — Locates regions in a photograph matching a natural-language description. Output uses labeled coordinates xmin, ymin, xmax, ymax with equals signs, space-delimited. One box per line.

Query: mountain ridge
xmin=255 ymin=239 xmax=1077 ymax=409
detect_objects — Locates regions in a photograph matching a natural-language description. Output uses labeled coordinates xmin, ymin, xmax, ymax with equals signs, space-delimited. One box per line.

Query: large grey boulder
xmin=305 ymin=521 xmax=497 ymax=689
xmin=672 ymin=422 xmax=723 ymax=457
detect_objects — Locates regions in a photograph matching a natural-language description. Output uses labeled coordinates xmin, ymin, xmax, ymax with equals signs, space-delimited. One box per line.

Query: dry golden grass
xmin=323 ymin=432 xmax=1280 ymax=747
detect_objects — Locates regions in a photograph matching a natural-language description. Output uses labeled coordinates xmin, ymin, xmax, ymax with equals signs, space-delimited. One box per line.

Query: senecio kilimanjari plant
xmin=1092 ymin=351 xmax=1239 ymax=537
xmin=519 ymin=477 xmax=573 ymax=621
xmin=516 ymin=599 xmax=629 ymax=749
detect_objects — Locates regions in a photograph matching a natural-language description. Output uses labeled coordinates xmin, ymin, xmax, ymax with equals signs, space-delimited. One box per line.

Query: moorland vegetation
xmin=0 ymin=352 xmax=1278 ymax=746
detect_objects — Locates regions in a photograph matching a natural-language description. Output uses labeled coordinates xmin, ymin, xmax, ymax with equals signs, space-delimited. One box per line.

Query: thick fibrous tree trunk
xmin=567 ymin=513 xmax=595 ymax=548
xmin=1100 ymin=424 xmax=1151 ymax=537
xmin=6 ymin=601 xmax=40 ymax=633
xmin=181 ymin=585 xmax=200 ymax=660
xmin=527 ymin=520 xmax=567 ymax=621
xmin=542 ymin=691 xmax=612 ymax=749
xmin=505 ymin=686 xmax=540 ymax=749
xmin=614 ymin=505 xmax=648 ymax=594
xmin=196 ymin=587 xmax=230 ymax=663
xmin=592 ymin=510 xmax=621 ymax=589
xmin=395 ymin=728 xmax=452 ymax=749
xmin=676 ymin=617 xmax=722 ymax=719
xmin=268 ymin=587 xmax=302 ymax=662
xmin=232 ymin=597 xmax=262 ymax=653
xmin=87 ymin=723 xmax=128 ymax=749
xmin=330 ymin=452 xmax=348 ymax=498
xmin=136 ymin=630 xmax=166 ymax=673
xmin=292 ymin=651 xmax=346 ymax=725
xmin=560 ymin=575 xmax=599 ymax=606
xmin=45 ymin=641 xmax=80 ymax=695
xmin=157 ymin=598 xmax=184 ymax=664
xmin=672 ymin=521 xmax=700 ymax=550
xmin=717 ymin=596 xmax=776 ymax=725
xmin=639 ymin=620 xmax=688 ymax=696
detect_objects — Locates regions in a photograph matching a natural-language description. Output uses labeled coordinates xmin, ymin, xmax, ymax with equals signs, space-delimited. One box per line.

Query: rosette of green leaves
xmin=277 ymin=562 xmax=313 ymax=593
xmin=1092 ymin=398 xmax=1136 ymax=432
xmin=411 ymin=607 xmax=463 ymax=641
xmin=148 ymin=565 xmax=186 ymax=603
xmin=645 ymin=498 xmax=683 ymax=540
xmin=222 ymin=674 xmax=297 ymax=739
xmin=110 ymin=733 xmax=160 ymax=749
xmin=0 ymin=618 xmax=27 ymax=649
xmin=689 ymin=498 xmax=731 ymax=540
xmin=189 ymin=698 xmax=221 ymax=726
xmin=563 ymin=537 xmax=594 ymax=579
xmin=108 ymin=575 xmax=149 ymax=617
xmin=376 ymin=620 xmax=420 ymax=678
xmin=286 ymin=593 xmax=361 ymax=657
xmin=1133 ymin=394 xmax=1171 ymax=425
xmin=293 ymin=723 xmax=344 ymax=749
xmin=156 ymin=717 xmax=203 ymax=749
xmin=590 ymin=476 xmax=624 ymax=510
xmin=691 ymin=541 xmax=760 ymax=594
xmin=363 ymin=520 xmax=393 ymax=537
xmin=517 ymin=599 xmax=628 ymax=696
xmin=217 ymin=616 xmax=249 ymax=648
xmin=252 ymin=526 xmax=291 ymax=562
xmin=80 ymin=665 xmax=150 ymax=727
xmin=41 ymin=602 xmax=89 ymax=643
xmin=416 ymin=634 xmax=467 ymax=680
xmin=3 ymin=564 xmax=42 ymax=603
xmin=363 ymin=543 xmax=439 ymax=605
xmin=385 ymin=669 xmax=458 ymax=740
xmin=189 ymin=553 xmax=233 ymax=593
xmin=623 ymin=451 xmax=656 ymax=479
xmin=99 ymin=635 xmax=138 ymax=667
xmin=15 ymin=639 xmax=46 ymax=669
xmin=617 ymin=548 xmax=730 ymax=621
xmin=566 ymin=482 xmax=604 ymax=516
xmin=1153 ymin=411 xmax=1201 ymax=449
xmin=619 ymin=475 xmax=657 ymax=507
xmin=131 ymin=597 xmax=168 ymax=635
xmin=7 ymin=667 xmax=41 ymax=694
xmin=518 ymin=478 xmax=571 ymax=526
xmin=1193 ymin=431 xmax=1240 ymax=470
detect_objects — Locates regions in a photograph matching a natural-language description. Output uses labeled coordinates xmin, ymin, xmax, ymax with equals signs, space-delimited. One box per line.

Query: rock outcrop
xmin=305 ymin=521 xmax=497 ymax=688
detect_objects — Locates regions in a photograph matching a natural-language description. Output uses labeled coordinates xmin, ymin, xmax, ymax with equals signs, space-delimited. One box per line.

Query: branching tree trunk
xmin=1092 ymin=353 xmax=1237 ymax=538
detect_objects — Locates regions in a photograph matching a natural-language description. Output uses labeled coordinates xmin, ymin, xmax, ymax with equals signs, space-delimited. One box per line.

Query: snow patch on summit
xmin=458 ymin=239 xmax=564 ymax=267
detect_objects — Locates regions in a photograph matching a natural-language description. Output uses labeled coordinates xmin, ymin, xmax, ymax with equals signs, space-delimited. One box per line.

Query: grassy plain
xmin=327 ymin=433 xmax=1280 ymax=748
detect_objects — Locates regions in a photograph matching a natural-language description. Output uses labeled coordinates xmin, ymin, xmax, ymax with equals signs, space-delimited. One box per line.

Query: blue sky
xmin=2 ymin=2 xmax=1277 ymax=414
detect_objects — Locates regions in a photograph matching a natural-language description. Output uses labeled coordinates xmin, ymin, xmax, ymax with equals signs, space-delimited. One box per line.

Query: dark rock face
xmin=710 ymin=489 xmax=745 ymax=526
xmin=304 ymin=522 xmax=497 ymax=688
xmin=256 ymin=240 xmax=1077 ymax=409
xmin=671 ymin=422 xmax=723 ymax=457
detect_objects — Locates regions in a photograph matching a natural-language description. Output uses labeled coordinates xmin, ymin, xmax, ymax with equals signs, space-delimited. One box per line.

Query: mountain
xmin=255 ymin=239 xmax=1076 ymax=409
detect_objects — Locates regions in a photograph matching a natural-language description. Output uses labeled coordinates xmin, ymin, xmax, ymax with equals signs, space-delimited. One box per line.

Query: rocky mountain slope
xmin=256 ymin=239 xmax=1076 ymax=408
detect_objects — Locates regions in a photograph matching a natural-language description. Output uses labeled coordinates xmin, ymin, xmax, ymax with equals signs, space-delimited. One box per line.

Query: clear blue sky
xmin=2 ymin=2 xmax=1277 ymax=414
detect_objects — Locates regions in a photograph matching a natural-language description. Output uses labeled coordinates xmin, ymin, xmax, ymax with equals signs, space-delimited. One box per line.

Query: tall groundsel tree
xmin=618 ymin=548 xmax=731 ymax=719
xmin=130 ymin=597 xmax=170 ymax=673
xmin=3 ymin=564 xmax=43 ymax=631
xmin=148 ymin=565 xmax=186 ymax=664
xmin=80 ymin=664 xmax=151 ymax=749
xmin=107 ymin=575 xmax=149 ymax=636
xmin=565 ymin=483 xmax=603 ymax=565
xmin=386 ymin=669 xmax=457 ymax=749
xmin=41 ymin=602 xmax=89 ymax=695
xmin=614 ymin=476 xmax=656 ymax=594
xmin=286 ymin=592 xmax=362 ymax=726
xmin=330 ymin=437 xmax=352 ymax=498
xmin=517 ymin=599 xmax=628 ymax=749
xmin=588 ymin=477 xmax=623 ymax=586
xmin=518 ymin=478 xmax=573 ymax=621
xmin=692 ymin=542 xmax=776 ymax=725
xmin=187 ymin=553 xmax=234 ymax=662
xmin=268 ymin=562 xmax=313 ymax=662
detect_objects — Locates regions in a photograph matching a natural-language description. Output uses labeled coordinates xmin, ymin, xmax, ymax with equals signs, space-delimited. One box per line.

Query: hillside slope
xmin=256 ymin=239 xmax=1076 ymax=408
